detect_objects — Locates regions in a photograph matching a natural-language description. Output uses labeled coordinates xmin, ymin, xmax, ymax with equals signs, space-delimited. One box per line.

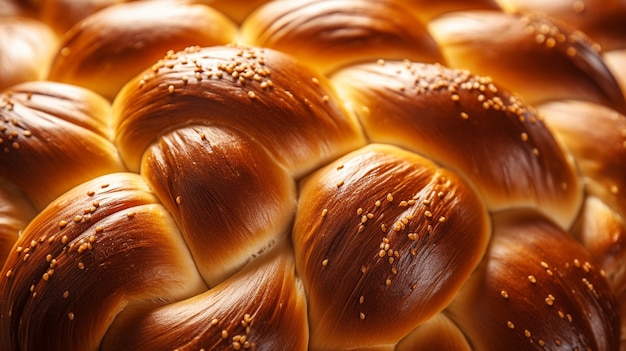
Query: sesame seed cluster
xmin=1 ymin=0 xmax=626 ymax=350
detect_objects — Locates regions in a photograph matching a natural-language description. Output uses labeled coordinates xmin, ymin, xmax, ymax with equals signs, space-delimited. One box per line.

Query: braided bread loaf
xmin=1 ymin=0 xmax=625 ymax=350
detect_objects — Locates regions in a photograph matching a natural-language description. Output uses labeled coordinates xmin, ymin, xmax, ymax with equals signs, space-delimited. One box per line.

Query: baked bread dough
xmin=0 ymin=0 xmax=624 ymax=349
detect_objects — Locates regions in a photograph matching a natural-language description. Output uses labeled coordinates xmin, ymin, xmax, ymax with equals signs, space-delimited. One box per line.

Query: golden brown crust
xmin=0 ymin=172 xmax=206 ymax=351
xmin=141 ymin=125 xmax=296 ymax=287
xmin=539 ymin=100 xmax=626 ymax=218
xmin=0 ymin=178 xmax=36 ymax=263
xmin=293 ymin=144 xmax=490 ymax=350
xmin=0 ymin=0 xmax=38 ymax=17
xmin=497 ymin=0 xmax=626 ymax=51
xmin=1 ymin=1 xmax=625 ymax=349
xmin=449 ymin=209 xmax=621 ymax=350
xmin=331 ymin=60 xmax=582 ymax=229
xmin=47 ymin=1 xmax=238 ymax=100
xmin=0 ymin=17 xmax=58 ymax=91
xmin=113 ymin=44 xmax=366 ymax=177
xmin=396 ymin=313 xmax=472 ymax=351
xmin=571 ymin=196 xmax=626 ymax=342
xmin=605 ymin=50 xmax=626 ymax=101
xmin=429 ymin=10 xmax=626 ymax=113
xmin=403 ymin=0 xmax=501 ymax=22
xmin=182 ymin=0 xmax=270 ymax=24
xmin=102 ymin=242 xmax=308 ymax=351
xmin=0 ymin=81 xmax=126 ymax=209
xmin=240 ymin=0 xmax=445 ymax=74
xmin=39 ymin=0 xmax=124 ymax=35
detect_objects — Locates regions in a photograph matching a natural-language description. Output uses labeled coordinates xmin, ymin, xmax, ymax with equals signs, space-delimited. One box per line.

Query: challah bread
xmin=0 ymin=172 xmax=207 ymax=351
xmin=0 ymin=17 xmax=58 ymax=91
xmin=571 ymin=196 xmax=626 ymax=346
xmin=0 ymin=81 xmax=126 ymax=210
xmin=240 ymin=0 xmax=445 ymax=74
xmin=402 ymin=0 xmax=501 ymax=22
xmin=496 ymin=0 xmax=626 ymax=52
xmin=449 ymin=209 xmax=621 ymax=350
xmin=183 ymin=0 xmax=270 ymax=24
xmin=428 ymin=10 xmax=626 ymax=113
xmin=539 ymin=100 xmax=626 ymax=219
xmin=293 ymin=143 xmax=490 ymax=350
xmin=606 ymin=50 xmax=626 ymax=102
xmin=0 ymin=178 xmax=36 ymax=263
xmin=47 ymin=1 xmax=238 ymax=100
xmin=101 ymin=241 xmax=308 ymax=351
xmin=38 ymin=0 xmax=124 ymax=35
xmin=538 ymin=101 xmax=626 ymax=335
xmin=331 ymin=60 xmax=582 ymax=229
xmin=113 ymin=44 xmax=366 ymax=177
xmin=141 ymin=124 xmax=296 ymax=287
xmin=396 ymin=313 xmax=472 ymax=351
xmin=0 ymin=0 xmax=36 ymax=17
xmin=0 ymin=0 xmax=625 ymax=350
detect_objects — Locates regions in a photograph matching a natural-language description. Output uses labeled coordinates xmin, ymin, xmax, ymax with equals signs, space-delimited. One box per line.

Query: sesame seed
xmin=359 ymin=312 xmax=365 ymax=320
xmin=507 ymin=321 xmax=515 ymax=329
xmin=67 ymin=312 xmax=75 ymax=320
xmin=321 ymin=208 xmax=328 ymax=217
xmin=322 ymin=259 xmax=328 ymax=266
xmin=500 ymin=290 xmax=509 ymax=299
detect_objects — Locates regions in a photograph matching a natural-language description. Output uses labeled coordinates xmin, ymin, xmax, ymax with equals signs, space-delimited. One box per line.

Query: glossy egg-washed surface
xmin=1 ymin=0 xmax=625 ymax=350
